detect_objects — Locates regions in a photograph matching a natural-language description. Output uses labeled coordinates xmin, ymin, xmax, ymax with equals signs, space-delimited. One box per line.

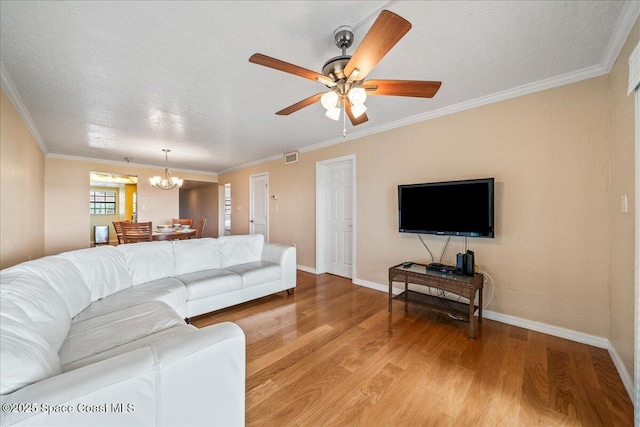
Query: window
xmin=90 ymin=190 xmax=116 ymax=215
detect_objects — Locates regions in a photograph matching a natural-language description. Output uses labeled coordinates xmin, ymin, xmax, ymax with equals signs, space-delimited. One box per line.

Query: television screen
xmin=398 ymin=178 xmax=495 ymax=238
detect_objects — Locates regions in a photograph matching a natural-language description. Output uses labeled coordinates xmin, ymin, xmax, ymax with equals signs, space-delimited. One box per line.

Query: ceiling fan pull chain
xmin=342 ymin=104 xmax=347 ymax=137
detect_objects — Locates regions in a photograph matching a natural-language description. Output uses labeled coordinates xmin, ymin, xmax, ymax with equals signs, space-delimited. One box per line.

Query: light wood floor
xmin=192 ymin=271 xmax=634 ymax=426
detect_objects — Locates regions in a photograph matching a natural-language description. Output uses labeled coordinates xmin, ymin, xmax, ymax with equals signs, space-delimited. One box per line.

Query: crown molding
xmin=45 ymin=153 xmax=218 ymax=177
xmin=0 ymin=63 xmax=48 ymax=155
xmin=217 ymin=152 xmax=283 ymax=175
xmin=601 ymin=1 xmax=640 ymax=73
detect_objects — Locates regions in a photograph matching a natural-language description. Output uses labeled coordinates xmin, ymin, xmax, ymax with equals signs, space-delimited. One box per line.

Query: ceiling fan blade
xmin=249 ymin=53 xmax=334 ymax=86
xmin=344 ymin=10 xmax=411 ymax=81
xmin=362 ymin=79 xmax=442 ymax=98
xmin=276 ymin=93 xmax=324 ymax=116
xmin=343 ymin=99 xmax=368 ymax=126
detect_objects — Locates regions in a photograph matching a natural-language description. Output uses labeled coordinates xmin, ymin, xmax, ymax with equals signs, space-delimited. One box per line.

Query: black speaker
xmin=456 ymin=253 xmax=466 ymax=275
xmin=465 ymin=250 xmax=475 ymax=276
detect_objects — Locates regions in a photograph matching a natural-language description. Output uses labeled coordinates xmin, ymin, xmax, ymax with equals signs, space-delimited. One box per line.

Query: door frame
xmin=634 ymin=85 xmax=639 ymax=413
xmin=249 ymin=172 xmax=269 ymax=241
xmin=316 ymin=154 xmax=356 ymax=276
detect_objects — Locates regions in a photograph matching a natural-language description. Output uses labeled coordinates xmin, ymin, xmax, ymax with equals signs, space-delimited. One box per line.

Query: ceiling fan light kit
xmin=248 ymin=10 xmax=441 ymax=129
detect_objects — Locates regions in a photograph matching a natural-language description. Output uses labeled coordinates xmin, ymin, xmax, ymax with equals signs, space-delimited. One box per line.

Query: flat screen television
xmin=398 ymin=177 xmax=495 ymax=238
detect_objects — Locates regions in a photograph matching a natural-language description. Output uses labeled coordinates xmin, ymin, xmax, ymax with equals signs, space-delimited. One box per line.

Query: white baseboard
xmin=482 ymin=310 xmax=609 ymax=349
xmin=296 ymin=265 xmax=316 ymax=274
xmin=353 ymin=277 xmax=402 ymax=295
xmin=350 ymin=279 xmax=634 ymax=401
xmin=607 ymin=342 xmax=634 ymax=402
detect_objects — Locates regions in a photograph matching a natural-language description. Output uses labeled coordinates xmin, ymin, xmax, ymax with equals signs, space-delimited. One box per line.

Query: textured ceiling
xmin=1 ymin=1 xmax=638 ymax=174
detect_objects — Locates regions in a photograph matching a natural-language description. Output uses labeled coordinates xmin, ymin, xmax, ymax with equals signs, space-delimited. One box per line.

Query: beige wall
xmin=44 ymin=157 xmax=217 ymax=255
xmin=608 ymin=18 xmax=639 ymax=381
xmin=221 ymin=75 xmax=612 ymax=337
xmin=0 ymin=88 xmax=45 ymax=269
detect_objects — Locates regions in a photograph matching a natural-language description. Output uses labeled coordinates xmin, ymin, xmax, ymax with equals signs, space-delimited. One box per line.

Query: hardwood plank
xmin=246 ymin=324 xmax=334 ymax=376
xmin=191 ymin=271 xmax=633 ymax=426
xmin=588 ymin=346 xmax=634 ymax=426
xmin=547 ymin=347 xmax=581 ymax=420
xmin=482 ymin=337 xmax=526 ymax=425
xmin=320 ymin=361 xmax=404 ymax=426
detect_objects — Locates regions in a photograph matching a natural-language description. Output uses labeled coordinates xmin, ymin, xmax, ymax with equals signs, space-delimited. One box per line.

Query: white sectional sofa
xmin=0 ymin=234 xmax=296 ymax=426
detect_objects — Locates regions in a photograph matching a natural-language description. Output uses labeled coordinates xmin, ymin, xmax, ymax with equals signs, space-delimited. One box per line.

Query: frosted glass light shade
xmin=348 ymin=87 xmax=367 ymax=105
xmin=149 ymin=169 xmax=182 ymax=190
xmin=321 ymin=91 xmax=339 ymax=109
xmin=325 ymin=106 xmax=341 ymax=120
xmin=350 ymin=103 xmax=367 ymax=118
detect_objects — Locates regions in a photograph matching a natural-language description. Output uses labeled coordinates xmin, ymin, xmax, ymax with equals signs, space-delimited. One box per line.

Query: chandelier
xmin=149 ymin=149 xmax=183 ymax=190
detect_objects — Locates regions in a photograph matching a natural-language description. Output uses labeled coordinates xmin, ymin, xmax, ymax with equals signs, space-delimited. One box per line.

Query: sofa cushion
xmin=225 ymin=261 xmax=281 ymax=288
xmin=62 ymin=323 xmax=196 ymax=372
xmin=117 ymin=241 xmax=174 ymax=286
xmin=60 ymin=301 xmax=186 ymax=368
xmin=219 ymin=234 xmax=264 ymax=268
xmin=60 ymin=246 xmax=132 ymax=301
xmin=3 ymin=256 xmax=91 ymax=318
xmin=72 ymin=278 xmax=188 ymax=323
xmin=0 ymin=299 xmax=61 ymax=394
xmin=0 ymin=271 xmax=70 ymax=350
xmin=176 ymin=269 xmax=242 ymax=299
xmin=173 ymin=238 xmax=222 ymax=276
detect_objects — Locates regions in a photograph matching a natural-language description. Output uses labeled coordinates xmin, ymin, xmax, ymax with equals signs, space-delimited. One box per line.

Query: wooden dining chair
xmin=194 ymin=219 xmax=206 ymax=238
xmin=112 ymin=220 xmax=131 ymax=244
xmin=172 ymin=218 xmax=193 ymax=228
xmin=121 ymin=221 xmax=153 ymax=243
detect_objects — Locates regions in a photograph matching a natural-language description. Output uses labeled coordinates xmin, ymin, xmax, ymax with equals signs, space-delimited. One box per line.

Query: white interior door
xmin=250 ymin=173 xmax=268 ymax=240
xmin=321 ymin=159 xmax=354 ymax=278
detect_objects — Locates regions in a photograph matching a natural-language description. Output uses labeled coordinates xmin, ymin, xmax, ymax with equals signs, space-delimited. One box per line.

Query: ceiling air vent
xmin=284 ymin=151 xmax=299 ymax=164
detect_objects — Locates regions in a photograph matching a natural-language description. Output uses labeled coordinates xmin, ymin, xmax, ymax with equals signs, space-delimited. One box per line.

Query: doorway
xmin=316 ymin=155 xmax=355 ymax=278
xmin=178 ymin=180 xmax=218 ymax=238
xmin=250 ymin=173 xmax=268 ymax=240
xmin=89 ymin=172 xmax=137 ymax=245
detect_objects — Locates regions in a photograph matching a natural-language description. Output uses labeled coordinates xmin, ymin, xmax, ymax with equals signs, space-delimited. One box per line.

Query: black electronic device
xmin=465 ymin=250 xmax=475 ymax=276
xmin=456 ymin=253 xmax=466 ymax=275
xmin=427 ymin=262 xmax=456 ymax=274
xmin=402 ymin=261 xmax=415 ymax=268
xmin=398 ymin=178 xmax=495 ymax=238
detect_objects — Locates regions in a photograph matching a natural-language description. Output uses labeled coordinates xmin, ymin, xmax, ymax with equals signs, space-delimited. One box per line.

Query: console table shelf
xmin=393 ymin=290 xmax=478 ymax=321
xmin=389 ymin=263 xmax=484 ymax=339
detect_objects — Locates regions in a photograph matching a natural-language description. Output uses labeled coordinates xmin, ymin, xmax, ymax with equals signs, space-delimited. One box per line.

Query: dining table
xmin=152 ymin=228 xmax=196 ymax=241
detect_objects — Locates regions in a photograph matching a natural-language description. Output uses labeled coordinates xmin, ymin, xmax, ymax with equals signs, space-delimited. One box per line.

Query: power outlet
xmin=620 ymin=194 xmax=628 ymax=213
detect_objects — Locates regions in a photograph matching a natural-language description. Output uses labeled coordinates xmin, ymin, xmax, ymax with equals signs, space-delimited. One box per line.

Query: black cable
xmin=418 ymin=234 xmax=434 ymax=263
xmin=439 ymin=235 xmax=451 ymax=263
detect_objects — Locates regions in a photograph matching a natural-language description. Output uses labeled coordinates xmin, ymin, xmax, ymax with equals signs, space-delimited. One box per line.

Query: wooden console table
xmin=388 ymin=263 xmax=484 ymax=339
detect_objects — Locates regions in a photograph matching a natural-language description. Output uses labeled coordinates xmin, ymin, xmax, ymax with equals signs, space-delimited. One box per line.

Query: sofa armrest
xmin=261 ymin=243 xmax=297 ymax=290
xmin=0 ymin=322 xmax=245 ymax=427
